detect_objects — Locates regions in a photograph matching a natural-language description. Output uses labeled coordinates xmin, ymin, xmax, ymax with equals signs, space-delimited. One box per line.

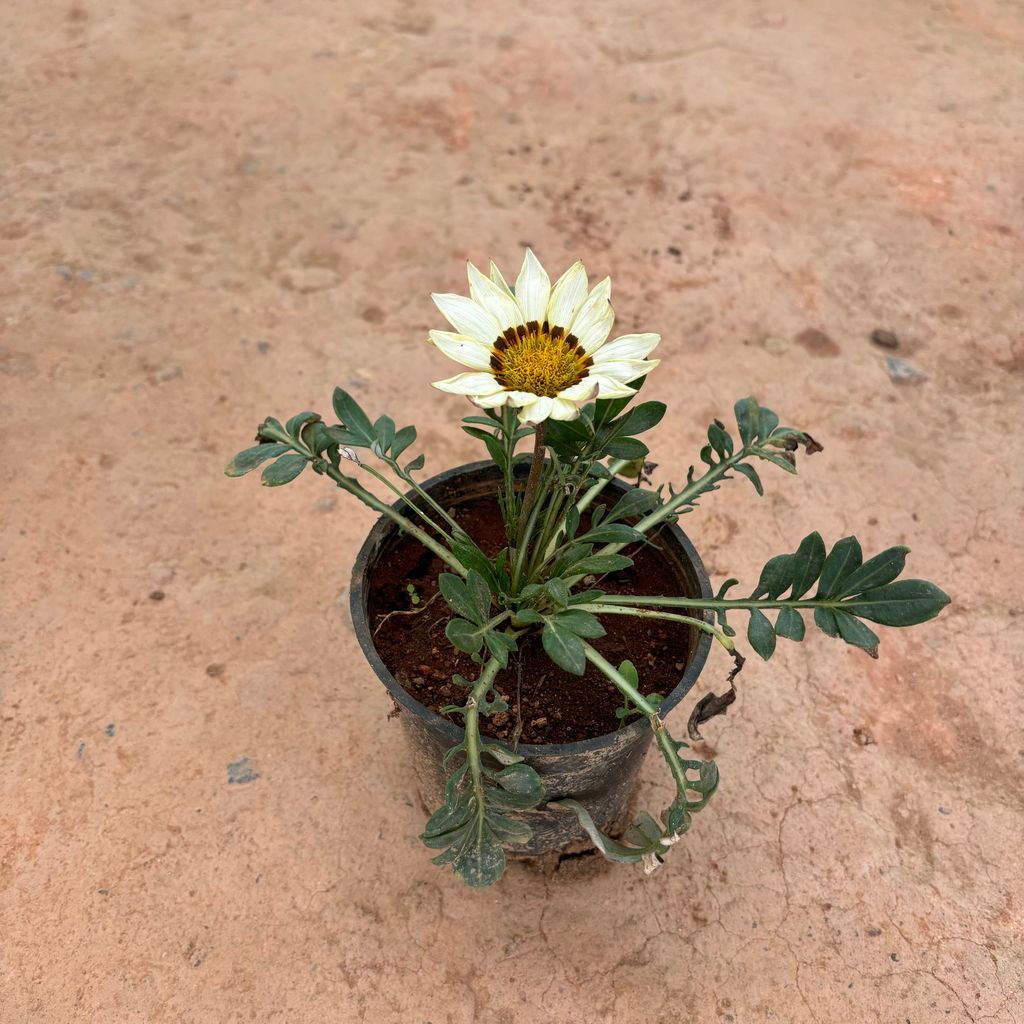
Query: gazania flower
xmin=427 ymin=250 xmax=660 ymax=425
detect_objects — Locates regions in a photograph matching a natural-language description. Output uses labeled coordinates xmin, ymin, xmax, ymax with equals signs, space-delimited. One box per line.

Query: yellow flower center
xmin=490 ymin=321 xmax=592 ymax=398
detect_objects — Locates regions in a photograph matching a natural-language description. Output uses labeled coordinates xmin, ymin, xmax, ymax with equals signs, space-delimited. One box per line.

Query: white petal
xmin=432 ymin=293 xmax=501 ymax=345
xmin=558 ymin=379 xmax=601 ymax=402
xmin=518 ymin=396 xmax=554 ymax=424
xmin=546 ymin=260 xmax=588 ymax=329
xmin=588 ymin=375 xmax=637 ymax=399
xmin=431 ymin=371 xmax=503 ymax=396
xmin=515 ymin=249 xmax=551 ymax=324
xmin=568 ymin=277 xmax=611 ymax=341
xmin=467 ymin=262 xmax=524 ymax=331
xmin=589 ymin=358 xmax=659 ymax=383
xmin=473 ymin=391 xmax=511 ymax=408
xmin=548 ymin=397 xmax=582 ymax=420
xmin=592 ymin=332 xmax=661 ymax=363
xmin=504 ymin=390 xmax=541 ymax=406
xmin=576 ymin=307 xmax=615 ymax=352
xmin=428 ymin=330 xmax=493 ymax=370
xmin=489 ymin=260 xmax=514 ymax=297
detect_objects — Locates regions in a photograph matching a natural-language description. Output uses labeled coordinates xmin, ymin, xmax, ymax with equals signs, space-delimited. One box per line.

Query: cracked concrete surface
xmin=2 ymin=0 xmax=1022 ymax=1020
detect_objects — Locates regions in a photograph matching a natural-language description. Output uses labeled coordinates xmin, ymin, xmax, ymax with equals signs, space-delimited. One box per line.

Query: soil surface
xmin=3 ymin=2 xmax=1022 ymax=1022
xmin=368 ymin=494 xmax=694 ymax=744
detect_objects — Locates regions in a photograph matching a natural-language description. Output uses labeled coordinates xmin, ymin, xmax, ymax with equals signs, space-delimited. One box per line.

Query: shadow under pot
xmin=349 ymin=460 xmax=713 ymax=856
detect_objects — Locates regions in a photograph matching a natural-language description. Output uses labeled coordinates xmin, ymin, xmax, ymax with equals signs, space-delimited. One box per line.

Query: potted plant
xmin=226 ymin=250 xmax=950 ymax=887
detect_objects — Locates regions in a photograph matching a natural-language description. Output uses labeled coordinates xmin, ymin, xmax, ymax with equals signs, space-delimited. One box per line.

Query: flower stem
xmin=575 ymin=603 xmax=734 ymax=651
xmin=516 ymin=423 xmax=546 ymax=547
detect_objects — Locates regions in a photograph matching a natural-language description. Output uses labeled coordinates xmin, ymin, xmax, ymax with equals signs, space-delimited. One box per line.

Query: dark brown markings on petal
xmin=541 ymin=320 xmax=550 ymax=334
xmin=550 ymin=325 xmax=565 ymax=341
xmin=495 ymin=335 xmax=509 ymax=351
xmin=515 ymin=324 xmax=529 ymax=341
xmin=526 ymin=320 xmax=539 ymax=334
xmin=565 ymin=333 xmax=579 ymax=350
xmin=490 ymin=355 xmax=503 ymax=370
xmin=582 ymin=356 xmax=594 ymax=369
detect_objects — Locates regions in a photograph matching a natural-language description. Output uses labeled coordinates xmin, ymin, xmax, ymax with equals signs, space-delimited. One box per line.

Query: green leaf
xmin=604 ymin=437 xmax=649 ymax=460
xmin=445 ymin=618 xmax=483 ymax=655
xmin=759 ymin=406 xmax=780 ymax=439
xmin=576 ymin=524 xmax=645 ymax=544
xmin=449 ymin=830 xmax=507 ymax=888
xmin=260 ymin=454 xmax=308 ymax=486
xmin=553 ymin=609 xmax=606 ymax=639
xmin=439 ymin=573 xmax=480 ymax=623
xmin=285 ymin=411 xmax=321 ymax=438
xmin=570 ymin=553 xmax=634 ymax=575
xmin=606 ymin=487 xmax=661 ymax=522
xmin=836 ymin=546 xmax=909 ymax=597
xmin=391 ymin=425 xmax=417 ymax=460
xmin=707 ymin=421 xmax=733 ymax=458
xmin=774 ymin=606 xmax=805 ymax=641
xmin=484 ymin=630 xmax=517 ymax=668
xmin=593 ymin=377 xmax=645 ymax=429
xmin=833 ymin=610 xmax=880 ymax=656
xmin=544 ymin=577 xmax=571 ymax=609
xmin=373 ymin=414 xmax=395 ymax=453
xmin=542 ymin=620 xmax=586 ymax=675
xmin=816 ymin=537 xmax=863 ymax=597
xmin=491 ymin=763 xmax=545 ymax=807
xmin=332 ymin=387 xmax=376 ymax=445
xmin=615 ymin=401 xmax=666 ymax=436
xmin=225 ymin=443 xmax=290 ymax=477
xmin=747 ymin=608 xmax=777 ymax=660
xmin=790 ymin=532 xmax=826 ymax=598
xmin=814 ymin=606 xmax=839 ymax=637
xmin=406 ymin=453 xmax=425 ymax=472
xmin=843 ymin=580 xmax=951 ymax=627
xmin=733 ymin=462 xmax=763 ymax=495
xmin=734 ymin=396 xmax=761 ymax=447
xmin=466 ymin=570 xmax=493 ymax=622
xmin=752 ymin=554 xmax=794 ymax=599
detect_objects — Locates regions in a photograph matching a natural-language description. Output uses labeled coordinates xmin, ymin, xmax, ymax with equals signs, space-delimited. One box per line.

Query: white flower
xmin=427 ymin=250 xmax=660 ymax=425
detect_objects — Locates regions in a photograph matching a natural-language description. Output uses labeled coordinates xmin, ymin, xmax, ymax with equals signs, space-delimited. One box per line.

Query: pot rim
xmin=349 ymin=459 xmax=714 ymax=757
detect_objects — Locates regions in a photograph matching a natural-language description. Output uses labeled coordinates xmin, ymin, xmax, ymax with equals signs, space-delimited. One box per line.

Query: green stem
xmin=464 ymin=659 xmax=502 ymax=812
xmin=358 ymin=462 xmax=454 ymax=541
xmin=581 ymin=641 xmax=699 ymax=819
xmin=515 ymin=423 xmax=547 ymax=546
xmin=388 ymin=460 xmax=463 ymax=535
xmin=324 ymin=463 xmax=468 ymax=576
xmin=575 ymin=603 xmax=734 ymax=651
xmin=572 ymin=458 xmax=631 ymax=517
xmin=592 ymin=594 xmax=839 ymax=611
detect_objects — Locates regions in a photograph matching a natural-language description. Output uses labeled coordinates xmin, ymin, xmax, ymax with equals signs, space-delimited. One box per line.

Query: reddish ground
xmin=1 ymin=1 xmax=1022 ymax=1021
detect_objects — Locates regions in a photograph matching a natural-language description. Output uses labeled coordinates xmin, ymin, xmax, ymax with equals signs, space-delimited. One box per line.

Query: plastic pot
xmin=350 ymin=460 xmax=713 ymax=856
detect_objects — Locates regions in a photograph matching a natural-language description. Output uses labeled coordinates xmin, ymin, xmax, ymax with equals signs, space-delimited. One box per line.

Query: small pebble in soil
xmin=149 ymin=590 xmax=165 ymax=601
xmin=886 ymin=356 xmax=928 ymax=384
xmin=870 ymin=328 xmax=900 ymax=349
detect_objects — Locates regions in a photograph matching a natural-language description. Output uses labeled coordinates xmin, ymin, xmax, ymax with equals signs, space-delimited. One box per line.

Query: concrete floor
xmin=2 ymin=1 xmax=1022 ymax=1021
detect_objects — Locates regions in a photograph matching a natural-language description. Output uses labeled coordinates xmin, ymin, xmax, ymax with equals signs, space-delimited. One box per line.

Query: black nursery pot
xmin=350 ymin=460 xmax=713 ymax=857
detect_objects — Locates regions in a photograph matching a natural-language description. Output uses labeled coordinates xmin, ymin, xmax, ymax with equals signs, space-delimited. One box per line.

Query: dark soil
xmin=367 ymin=494 xmax=697 ymax=744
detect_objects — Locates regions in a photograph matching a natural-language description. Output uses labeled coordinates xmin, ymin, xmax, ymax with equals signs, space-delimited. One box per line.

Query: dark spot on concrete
xmin=712 ymin=202 xmax=733 ymax=239
xmin=890 ymin=952 xmax=899 ymax=962
xmin=105 ymin=723 xmax=115 ymax=737
xmin=227 ymin=757 xmax=260 ymax=785
xmin=870 ymin=328 xmax=899 ymax=349
xmin=853 ymin=726 xmax=875 ymax=746
xmin=149 ymin=590 xmax=165 ymax=601
xmin=97 ymin=888 xmax=109 ymax=896
xmin=206 ymin=663 xmax=226 ymax=678
xmin=360 ymin=305 xmax=385 ymax=324
xmin=76 ymin=741 xmax=86 ymax=758
xmin=256 ymin=340 xmax=272 ymax=354
xmin=937 ymin=303 xmax=965 ymax=320
xmin=795 ymin=327 xmax=841 ymax=358
xmin=667 ymin=245 xmax=682 ymax=257
xmin=938 ymin=805 xmax=951 ymax=815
